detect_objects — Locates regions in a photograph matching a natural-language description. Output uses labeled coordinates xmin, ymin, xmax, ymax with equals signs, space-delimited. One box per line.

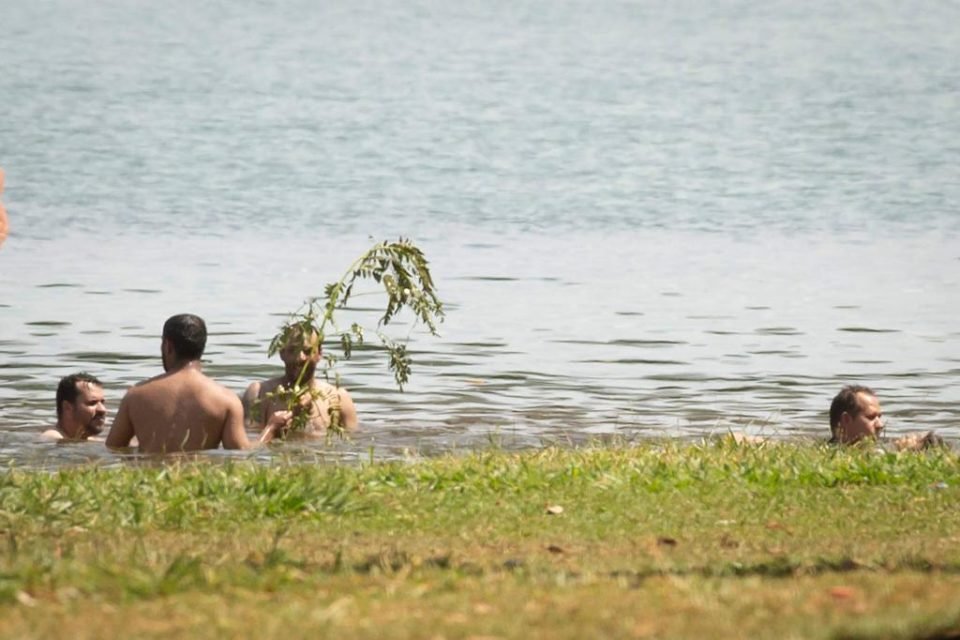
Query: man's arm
xmin=105 ymin=394 xmax=136 ymax=449
xmin=222 ymin=393 xmax=254 ymax=449
xmin=337 ymin=388 xmax=359 ymax=431
xmin=222 ymin=393 xmax=289 ymax=449
xmin=894 ymin=431 xmax=945 ymax=452
xmin=241 ymin=381 xmax=263 ymax=427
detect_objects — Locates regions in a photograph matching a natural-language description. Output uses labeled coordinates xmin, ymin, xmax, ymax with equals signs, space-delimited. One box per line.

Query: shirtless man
xmin=829 ymin=385 xmax=942 ymax=450
xmin=243 ymin=326 xmax=358 ymax=436
xmin=106 ymin=313 xmax=284 ymax=453
xmin=42 ymin=372 xmax=107 ymax=441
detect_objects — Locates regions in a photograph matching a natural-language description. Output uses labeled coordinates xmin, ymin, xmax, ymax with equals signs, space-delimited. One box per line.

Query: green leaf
xmin=264 ymin=239 xmax=445 ymax=440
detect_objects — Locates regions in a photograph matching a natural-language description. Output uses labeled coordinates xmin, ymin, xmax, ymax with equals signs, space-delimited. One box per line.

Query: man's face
xmin=64 ymin=382 xmax=107 ymax=438
xmin=839 ymin=392 xmax=884 ymax=443
xmin=280 ymin=332 xmax=321 ymax=381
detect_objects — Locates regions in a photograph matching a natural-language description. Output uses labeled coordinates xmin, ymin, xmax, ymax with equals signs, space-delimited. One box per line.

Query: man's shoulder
xmin=117 ymin=375 xmax=168 ymax=411
xmin=194 ymin=374 xmax=245 ymax=406
xmin=40 ymin=428 xmax=63 ymax=441
xmin=324 ymin=381 xmax=355 ymax=403
xmin=249 ymin=376 xmax=285 ymax=396
xmin=173 ymin=368 xmax=231 ymax=394
xmin=126 ymin=372 xmax=170 ymax=394
xmin=313 ymin=378 xmax=348 ymax=392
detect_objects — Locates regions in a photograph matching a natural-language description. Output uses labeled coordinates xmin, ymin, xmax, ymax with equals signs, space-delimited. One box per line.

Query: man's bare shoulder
xmin=216 ymin=380 xmax=244 ymax=406
xmin=186 ymin=370 xmax=245 ymax=408
xmin=326 ymin=382 xmax=356 ymax=406
xmin=40 ymin=429 xmax=103 ymax=443
xmin=312 ymin=378 xmax=351 ymax=394
xmin=125 ymin=372 xmax=172 ymax=394
xmin=317 ymin=381 xmax=358 ymax=430
xmin=250 ymin=376 xmax=286 ymax=398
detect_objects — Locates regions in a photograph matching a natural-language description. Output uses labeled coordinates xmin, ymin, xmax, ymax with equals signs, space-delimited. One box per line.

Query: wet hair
xmin=829 ymin=385 xmax=876 ymax=437
xmin=162 ymin=313 xmax=207 ymax=361
xmin=56 ymin=372 xmax=102 ymax=420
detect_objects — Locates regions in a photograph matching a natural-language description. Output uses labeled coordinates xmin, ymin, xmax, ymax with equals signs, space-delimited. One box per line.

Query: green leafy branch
xmin=263 ymin=238 xmax=444 ymax=437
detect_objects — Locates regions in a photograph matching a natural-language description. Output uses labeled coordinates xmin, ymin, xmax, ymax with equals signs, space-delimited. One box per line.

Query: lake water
xmin=1 ymin=0 xmax=959 ymax=466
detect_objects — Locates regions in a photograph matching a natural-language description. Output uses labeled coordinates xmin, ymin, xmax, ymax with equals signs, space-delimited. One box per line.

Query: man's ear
xmin=61 ymin=399 xmax=74 ymax=424
xmin=837 ymin=411 xmax=853 ymax=435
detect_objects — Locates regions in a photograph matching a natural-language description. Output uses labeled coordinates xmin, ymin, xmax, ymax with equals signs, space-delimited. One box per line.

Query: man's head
xmin=161 ymin=314 xmax=207 ymax=369
xmin=830 ymin=385 xmax=884 ymax=444
xmin=56 ymin=372 xmax=107 ymax=439
xmin=278 ymin=325 xmax=322 ymax=382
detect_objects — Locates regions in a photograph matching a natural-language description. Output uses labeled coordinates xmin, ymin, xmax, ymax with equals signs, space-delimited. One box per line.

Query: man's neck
xmin=55 ymin=422 xmax=84 ymax=440
xmin=166 ymin=358 xmax=203 ymax=374
xmin=283 ymin=370 xmax=315 ymax=387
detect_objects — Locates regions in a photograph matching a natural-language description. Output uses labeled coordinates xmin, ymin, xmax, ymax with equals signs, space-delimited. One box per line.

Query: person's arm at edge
xmin=893 ymin=431 xmax=944 ymax=452
xmin=338 ymin=388 xmax=359 ymax=430
xmin=222 ymin=393 xmax=289 ymax=449
xmin=241 ymin=381 xmax=263 ymax=428
xmin=105 ymin=394 xmax=136 ymax=449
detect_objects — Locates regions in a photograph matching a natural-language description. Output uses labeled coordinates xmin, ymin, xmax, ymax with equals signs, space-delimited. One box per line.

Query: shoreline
xmin=2 ymin=441 xmax=958 ymax=638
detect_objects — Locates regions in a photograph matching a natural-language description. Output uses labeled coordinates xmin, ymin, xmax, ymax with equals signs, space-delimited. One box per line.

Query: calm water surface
xmin=1 ymin=0 xmax=959 ymax=466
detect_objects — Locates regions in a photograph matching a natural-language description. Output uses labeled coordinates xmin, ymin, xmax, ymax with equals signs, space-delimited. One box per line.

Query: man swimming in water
xmin=243 ymin=325 xmax=358 ymax=436
xmin=106 ymin=313 xmax=284 ymax=453
xmin=42 ymin=372 xmax=107 ymax=441
xmin=829 ymin=385 xmax=943 ymax=450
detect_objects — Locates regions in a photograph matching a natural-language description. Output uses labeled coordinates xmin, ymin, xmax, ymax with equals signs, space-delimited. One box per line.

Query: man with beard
xmin=43 ymin=372 xmax=107 ymax=441
xmin=106 ymin=313 xmax=284 ymax=453
xmin=243 ymin=325 xmax=358 ymax=436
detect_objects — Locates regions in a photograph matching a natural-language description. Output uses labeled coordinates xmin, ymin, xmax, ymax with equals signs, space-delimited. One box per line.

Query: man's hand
xmin=261 ymin=410 xmax=294 ymax=443
xmin=894 ymin=431 xmax=944 ymax=452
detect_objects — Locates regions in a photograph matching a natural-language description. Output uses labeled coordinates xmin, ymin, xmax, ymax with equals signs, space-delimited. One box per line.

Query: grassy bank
xmin=2 ymin=440 xmax=959 ymax=639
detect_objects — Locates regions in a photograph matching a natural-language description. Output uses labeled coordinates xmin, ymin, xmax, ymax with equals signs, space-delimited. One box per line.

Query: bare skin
xmin=893 ymin=431 xmax=944 ymax=451
xmin=244 ymin=378 xmax=357 ymax=435
xmin=835 ymin=391 xmax=884 ymax=444
xmin=107 ymin=340 xmax=283 ymax=453
xmin=41 ymin=381 xmax=107 ymax=442
xmin=834 ymin=390 xmax=943 ymax=451
xmin=242 ymin=332 xmax=358 ymax=435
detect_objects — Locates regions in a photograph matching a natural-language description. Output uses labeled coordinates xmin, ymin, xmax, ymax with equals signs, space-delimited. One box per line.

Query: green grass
xmin=2 ymin=439 xmax=959 ymax=638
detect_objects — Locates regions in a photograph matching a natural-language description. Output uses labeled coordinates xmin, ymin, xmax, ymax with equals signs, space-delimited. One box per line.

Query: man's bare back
xmin=109 ymin=365 xmax=250 ymax=453
xmin=106 ymin=314 xmax=279 ymax=453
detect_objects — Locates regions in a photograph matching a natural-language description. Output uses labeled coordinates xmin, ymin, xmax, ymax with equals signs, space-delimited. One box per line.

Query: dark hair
xmin=162 ymin=313 xmax=207 ymax=361
xmin=829 ymin=385 xmax=876 ymax=436
xmin=56 ymin=372 xmax=102 ymax=420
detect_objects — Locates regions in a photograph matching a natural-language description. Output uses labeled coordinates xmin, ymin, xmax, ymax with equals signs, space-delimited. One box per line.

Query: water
xmin=2 ymin=0 xmax=959 ymax=466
